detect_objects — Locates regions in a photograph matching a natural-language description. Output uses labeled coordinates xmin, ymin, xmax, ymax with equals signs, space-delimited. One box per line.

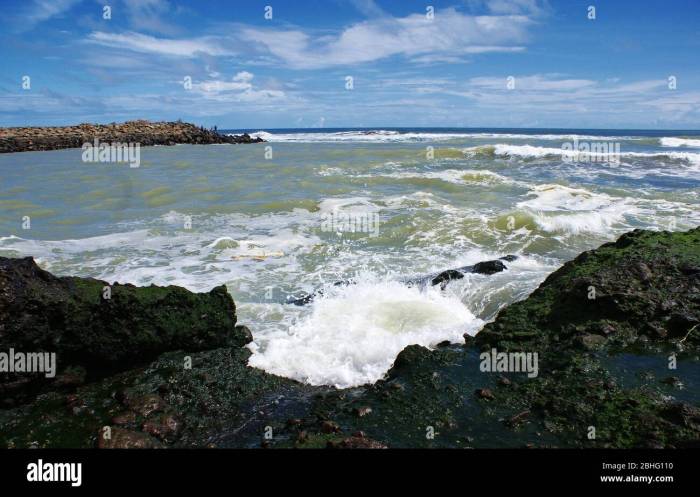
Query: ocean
xmin=1 ymin=128 xmax=699 ymax=388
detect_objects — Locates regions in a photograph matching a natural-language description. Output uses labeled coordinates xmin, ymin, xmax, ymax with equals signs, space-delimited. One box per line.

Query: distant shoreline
xmin=0 ymin=120 xmax=264 ymax=154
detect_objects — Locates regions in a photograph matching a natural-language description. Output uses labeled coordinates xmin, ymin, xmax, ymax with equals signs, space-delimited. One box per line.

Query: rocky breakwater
xmin=0 ymin=120 xmax=263 ymax=153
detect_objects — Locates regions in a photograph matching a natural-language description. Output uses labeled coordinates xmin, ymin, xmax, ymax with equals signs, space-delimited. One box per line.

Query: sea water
xmin=1 ymin=128 xmax=698 ymax=387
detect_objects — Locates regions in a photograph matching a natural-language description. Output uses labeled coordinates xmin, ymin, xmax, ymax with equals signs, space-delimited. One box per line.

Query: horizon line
xmin=222 ymin=126 xmax=700 ymax=133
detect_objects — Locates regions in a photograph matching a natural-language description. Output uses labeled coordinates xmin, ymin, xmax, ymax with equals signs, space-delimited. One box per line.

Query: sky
xmin=1 ymin=0 xmax=699 ymax=129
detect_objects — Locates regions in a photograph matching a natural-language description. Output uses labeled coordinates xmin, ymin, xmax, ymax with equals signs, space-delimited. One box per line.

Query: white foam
xmin=518 ymin=184 xmax=614 ymax=212
xmin=0 ymin=211 xmax=324 ymax=292
xmin=246 ymin=130 xmax=637 ymax=144
xmin=247 ymin=277 xmax=483 ymax=388
xmin=660 ymin=137 xmax=700 ymax=148
xmin=463 ymin=143 xmax=700 ymax=167
xmin=517 ymin=184 xmax=637 ymax=234
xmin=352 ymin=168 xmax=517 ymax=186
xmin=317 ymin=196 xmax=378 ymax=213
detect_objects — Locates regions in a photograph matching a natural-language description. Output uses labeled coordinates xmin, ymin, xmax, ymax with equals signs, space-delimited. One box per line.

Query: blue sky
xmin=1 ymin=0 xmax=699 ymax=129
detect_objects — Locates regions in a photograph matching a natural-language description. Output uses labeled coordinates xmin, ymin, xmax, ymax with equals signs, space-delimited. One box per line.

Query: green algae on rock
xmin=0 ymin=256 xmax=250 ymax=405
xmin=1 ymin=228 xmax=699 ymax=448
xmin=280 ymin=228 xmax=700 ymax=448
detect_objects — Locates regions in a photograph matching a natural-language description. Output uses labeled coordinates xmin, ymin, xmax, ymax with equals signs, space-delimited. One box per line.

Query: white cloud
xmin=191 ymin=71 xmax=286 ymax=103
xmin=470 ymin=74 xmax=596 ymax=90
xmin=82 ymin=7 xmax=534 ymax=69
xmin=424 ymin=74 xmax=700 ymax=125
xmin=483 ymin=0 xmax=547 ymax=16
xmin=239 ymin=7 xmax=534 ymax=69
xmin=16 ymin=0 xmax=83 ymax=30
xmin=87 ymin=31 xmax=233 ymax=57
xmin=233 ymin=71 xmax=254 ymax=83
xmin=349 ymin=0 xmax=387 ymax=18
xmin=122 ymin=0 xmax=179 ymax=35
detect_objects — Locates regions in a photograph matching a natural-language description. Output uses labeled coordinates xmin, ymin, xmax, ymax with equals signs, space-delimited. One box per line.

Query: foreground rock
xmin=0 ymin=228 xmax=698 ymax=448
xmin=0 ymin=120 xmax=263 ymax=153
xmin=0 ymin=256 xmax=250 ymax=405
xmin=302 ymin=228 xmax=700 ymax=448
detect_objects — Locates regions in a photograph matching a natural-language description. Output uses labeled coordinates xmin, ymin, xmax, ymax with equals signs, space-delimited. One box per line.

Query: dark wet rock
xmin=286 ymin=418 xmax=303 ymax=428
xmin=431 ymin=269 xmax=464 ymax=287
xmin=123 ymin=393 xmax=167 ymax=417
xmin=0 ymin=120 xmax=264 ymax=154
xmin=353 ymin=406 xmax=372 ymax=417
xmin=233 ymin=325 xmax=253 ymax=344
xmin=506 ymin=410 xmax=530 ymax=427
xmin=589 ymin=321 xmax=616 ymax=336
xmin=680 ymin=264 xmax=700 ymax=276
xmin=111 ymin=412 xmax=137 ymax=426
xmin=661 ymin=376 xmax=684 ymax=388
xmin=476 ymin=228 xmax=700 ymax=353
xmin=287 ymin=293 xmax=315 ymax=306
xmin=633 ymin=262 xmax=653 ymax=282
xmin=423 ymin=256 xmax=515 ymax=285
xmin=475 ymin=388 xmax=495 ymax=400
xmin=328 ymin=436 xmax=387 ymax=449
xmin=53 ymin=366 xmax=87 ymax=388
xmin=469 ymin=228 xmax=700 ymax=447
xmin=0 ymin=345 xmax=312 ymax=448
xmin=386 ymin=345 xmax=435 ymax=378
xmin=578 ymin=333 xmax=607 ymax=350
xmin=97 ymin=427 xmax=162 ymax=449
xmin=662 ymin=403 xmax=700 ymax=432
xmin=0 ymin=256 xmax=249 ymax=402
xmin=497 ymin=376 xmax=512 ymax=386
xmin=142 ymin=413 xmax=182 ymax=440
xmin=667 ymin=312 xmax=699 ymax=338
xmin=472 ymin=260 xmax=507 ymax=275
xmin=321 ymin=420 xmax=341 ymax=434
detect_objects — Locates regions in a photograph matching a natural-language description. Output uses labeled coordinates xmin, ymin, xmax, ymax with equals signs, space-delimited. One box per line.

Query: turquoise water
xmin=1 ymin=129 xmax=699 ymax=387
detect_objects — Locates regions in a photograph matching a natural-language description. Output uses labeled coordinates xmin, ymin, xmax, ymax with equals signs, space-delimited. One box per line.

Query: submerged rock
xmin=430 ymin=269 xmax=464 ymax=287
xmin=288 ymin=255 xmax=517 ymax=305
xmin=471 ymin=260 xmax=507 ymax=275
